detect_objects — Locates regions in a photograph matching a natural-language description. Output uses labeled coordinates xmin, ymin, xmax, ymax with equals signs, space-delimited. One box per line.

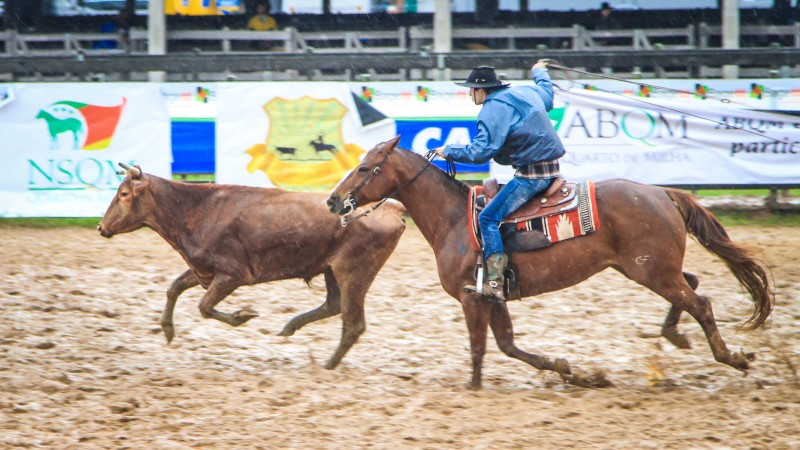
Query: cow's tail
xmin=666 ymin=188 xmax=774 ymax=331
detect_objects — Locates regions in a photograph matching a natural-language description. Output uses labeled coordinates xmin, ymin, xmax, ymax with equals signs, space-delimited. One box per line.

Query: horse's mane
xmin=401 ymin=148 xmax=472 ymax=197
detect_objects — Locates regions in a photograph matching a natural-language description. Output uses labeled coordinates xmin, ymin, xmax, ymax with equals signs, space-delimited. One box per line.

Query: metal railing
xmin=4 ymin=23 xmax=799 ymax=57
xmin=1 ymin=24 xmax=797 ymax=81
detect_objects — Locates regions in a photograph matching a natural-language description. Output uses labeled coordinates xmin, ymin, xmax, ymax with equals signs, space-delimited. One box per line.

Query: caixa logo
xmin=28 ymin=159 xmax=130 ymax=191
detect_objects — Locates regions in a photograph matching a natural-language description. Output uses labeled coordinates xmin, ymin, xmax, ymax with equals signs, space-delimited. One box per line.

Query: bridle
xmin=338 ymin=146 xmax=455 ymax=227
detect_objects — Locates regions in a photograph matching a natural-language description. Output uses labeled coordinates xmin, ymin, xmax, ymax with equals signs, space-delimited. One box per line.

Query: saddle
xmin=480 ymin=176 xmax=577 ymax=223
xmin=467 ymin=177 xmax=601 ymax=302
xmin=468 ymin=177 xmax=600 ymax=254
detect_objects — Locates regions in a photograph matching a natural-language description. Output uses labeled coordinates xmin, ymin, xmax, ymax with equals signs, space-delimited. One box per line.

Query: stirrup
xmin=464 ymin=280 xmax=506 ymax=302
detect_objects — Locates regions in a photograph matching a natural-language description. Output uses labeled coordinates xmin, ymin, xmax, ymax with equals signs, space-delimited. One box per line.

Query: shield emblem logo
xmin=245 ymin=96 xmax=365 ymax=191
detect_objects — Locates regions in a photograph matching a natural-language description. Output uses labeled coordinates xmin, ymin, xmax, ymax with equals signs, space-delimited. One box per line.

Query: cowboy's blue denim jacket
xmin=442 ymin=68 xmax=566 ymax=167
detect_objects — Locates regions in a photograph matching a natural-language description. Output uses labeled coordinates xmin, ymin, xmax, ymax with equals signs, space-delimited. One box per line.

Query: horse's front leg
xmin=161 ymin=269 xmax=201 ymax=343
xmin=489 ymin=302 xmax=572 ymax=377
xmin=197 ymin=275 xmax=258 ymax=327
xmin=460 ymin=295 xmax=492 ymax=390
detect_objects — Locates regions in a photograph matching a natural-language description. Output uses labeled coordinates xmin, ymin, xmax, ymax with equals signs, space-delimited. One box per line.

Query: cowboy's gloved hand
xmin=532 ymin=60 xmax=549 ymax=70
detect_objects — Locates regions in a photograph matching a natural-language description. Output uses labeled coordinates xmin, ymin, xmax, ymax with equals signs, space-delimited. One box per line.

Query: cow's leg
xmin=324 ymin=272 xmax=368 ymax=370
xmin=278 ymin=268 xmax=341 ymax=337
xmin=162 ymin=269 xmax=201 ymax=343
xmin=489 ymin=302 xmax=571 ymax=376
xmin=197 ymin=276 xmax=258 ymax=327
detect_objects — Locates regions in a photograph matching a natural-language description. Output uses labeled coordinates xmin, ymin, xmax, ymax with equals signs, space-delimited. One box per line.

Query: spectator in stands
xmin=93 ymin=8 xmax=131 ymax=50
xmin=593 ymin=2 xmax=620 ymax=31
xmin=246 ymin=1 xmax=279 ymax=50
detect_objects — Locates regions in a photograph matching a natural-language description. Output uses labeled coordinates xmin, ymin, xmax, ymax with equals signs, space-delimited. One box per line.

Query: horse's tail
xmin=666 ymin=188 xmax=773 ymax=331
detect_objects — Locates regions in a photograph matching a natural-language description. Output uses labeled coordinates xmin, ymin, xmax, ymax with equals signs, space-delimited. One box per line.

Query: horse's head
xmin=327 ymin=135 xmax=402 ymax=217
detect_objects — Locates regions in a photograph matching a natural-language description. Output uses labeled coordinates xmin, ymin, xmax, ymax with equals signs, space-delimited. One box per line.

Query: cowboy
xmin=434 ymin=61 xmax=566 ymax=302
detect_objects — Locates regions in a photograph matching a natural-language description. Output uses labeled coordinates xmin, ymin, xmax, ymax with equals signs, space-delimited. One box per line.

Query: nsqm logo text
xmin=28 ymin=159 xmax=127 ymax=190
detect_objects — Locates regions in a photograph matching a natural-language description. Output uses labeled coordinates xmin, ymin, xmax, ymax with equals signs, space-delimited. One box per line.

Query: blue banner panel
xmin=171 ymin=120 xmax=215 ymax=174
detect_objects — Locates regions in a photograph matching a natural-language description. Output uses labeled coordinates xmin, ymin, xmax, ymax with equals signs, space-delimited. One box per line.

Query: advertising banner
xmin=493 ymin=88 xmax=800 ymax=184
xmin=0 ymin=84 xmax=171 ymax=217
xmin=215 ymin=82 xmax=395 ymax=191
xmin=350 ymin=79 xmax=800 ymax=185
xmin=353 ymin=82 xmax=488 ymax=173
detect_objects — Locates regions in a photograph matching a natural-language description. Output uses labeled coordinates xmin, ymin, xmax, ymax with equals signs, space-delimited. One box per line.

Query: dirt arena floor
xmin=1 ymin=222 xmax=799 ymax=449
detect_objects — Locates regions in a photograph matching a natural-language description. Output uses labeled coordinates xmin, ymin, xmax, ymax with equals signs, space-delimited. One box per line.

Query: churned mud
xmin=1 ymin=224 xmax=799 ymax=449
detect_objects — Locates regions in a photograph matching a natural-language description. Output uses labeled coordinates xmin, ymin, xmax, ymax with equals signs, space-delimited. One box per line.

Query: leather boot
xmin=465 ymin=253 xmax=508 ymax=302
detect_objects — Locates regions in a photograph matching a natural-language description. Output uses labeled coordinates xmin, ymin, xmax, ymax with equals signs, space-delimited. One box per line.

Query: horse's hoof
xmin=324 ymin=359 xmax=339 ymax=370
xmin=466 ymin=381 xmax=482 ymax=391
xmin=662 ymin=330 xmax=692 ymax=349
xmin=554 ymin=358 xmax=572 ymax=375
xmin=731 ymin=351 xmax=751 ymax=371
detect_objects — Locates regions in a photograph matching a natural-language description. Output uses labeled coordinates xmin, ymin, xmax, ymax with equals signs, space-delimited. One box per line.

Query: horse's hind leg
xmin=278 ymin=268 xmax=341 ymax=337
xmin=162 ymin=269 xmax=201 ymax=343
xmin=660 ymin=272 xmax=698 ymax=350
xmin=649 ymin=277 xmax=750 ymax=371
xmin=489 ymin=303 xmax=572 ymax=377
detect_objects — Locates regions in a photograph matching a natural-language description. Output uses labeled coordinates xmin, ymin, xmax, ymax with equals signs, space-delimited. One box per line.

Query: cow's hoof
xmin=232 ymin=307 xmax=260 ymax=326
xmin=161 ymin=323 xmax=175 ymax=344
xmin=662 ymin=329 xmax=692 ymax=349
xmin=277 ymin=325 xmax=296 ymax=337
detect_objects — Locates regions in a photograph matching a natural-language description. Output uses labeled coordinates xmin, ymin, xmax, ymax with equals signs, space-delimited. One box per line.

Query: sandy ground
xmin=1 ymin=223 xmax=799 ymax=449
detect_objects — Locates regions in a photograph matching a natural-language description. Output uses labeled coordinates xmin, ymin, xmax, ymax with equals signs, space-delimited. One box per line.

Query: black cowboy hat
xmin=455 ymin=66 xmax=510 ymax=89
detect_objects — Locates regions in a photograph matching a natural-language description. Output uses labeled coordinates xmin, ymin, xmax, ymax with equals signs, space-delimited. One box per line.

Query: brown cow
xmin=98 ymin=163 xmax=406 ymax=369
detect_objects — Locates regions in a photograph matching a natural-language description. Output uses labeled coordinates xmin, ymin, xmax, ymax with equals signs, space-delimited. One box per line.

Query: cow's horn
xmin=118 ymin=162 xmax=142 ymax=179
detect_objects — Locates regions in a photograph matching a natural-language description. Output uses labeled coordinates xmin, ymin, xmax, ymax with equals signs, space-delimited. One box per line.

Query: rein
xmin=339 ymin=149 xmax=455 ymax=227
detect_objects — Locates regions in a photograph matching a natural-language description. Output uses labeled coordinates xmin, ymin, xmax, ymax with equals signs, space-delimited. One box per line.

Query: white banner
xmin=215 ymin=83 xmax=395 ymax=192
xmin=0 ymin=83 xmax=171 ymax=217
xmin=493 ymin=88 xmax=800 ymax=184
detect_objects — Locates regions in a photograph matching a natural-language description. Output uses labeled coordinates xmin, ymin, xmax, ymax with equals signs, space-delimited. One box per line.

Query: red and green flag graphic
xmin=39 ymin=98 xmax=127 ymax=150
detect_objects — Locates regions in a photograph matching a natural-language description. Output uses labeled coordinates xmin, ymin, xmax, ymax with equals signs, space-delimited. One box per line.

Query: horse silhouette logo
xmin=36 ymin=98 xmax=126 ymax=150
xmin=309 ymin=134 xmax=339 ymax=155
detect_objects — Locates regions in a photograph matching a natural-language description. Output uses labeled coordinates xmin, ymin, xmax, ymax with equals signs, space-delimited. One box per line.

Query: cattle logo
xmin=245 ymin=96 xmax=365 ymax=191
xmin=36 ymin=98 xmax=126 ymax=151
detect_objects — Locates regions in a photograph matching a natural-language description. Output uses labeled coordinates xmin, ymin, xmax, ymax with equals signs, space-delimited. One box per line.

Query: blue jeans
xmin=479 ymin=177 xmax=553 ymax=259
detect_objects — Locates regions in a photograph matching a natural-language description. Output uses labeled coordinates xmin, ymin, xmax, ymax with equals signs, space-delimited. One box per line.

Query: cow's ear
xmin=131 ymin=177 xmax=148 ymax=197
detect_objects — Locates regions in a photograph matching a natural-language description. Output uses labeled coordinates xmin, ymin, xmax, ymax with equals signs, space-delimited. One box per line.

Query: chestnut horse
xmin=327 ymin=136 xmax=773 ymax=389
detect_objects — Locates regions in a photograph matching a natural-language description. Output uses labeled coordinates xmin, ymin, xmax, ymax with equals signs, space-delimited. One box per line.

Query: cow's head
xmin=97 ymin=163 xmax=150 ymax=238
